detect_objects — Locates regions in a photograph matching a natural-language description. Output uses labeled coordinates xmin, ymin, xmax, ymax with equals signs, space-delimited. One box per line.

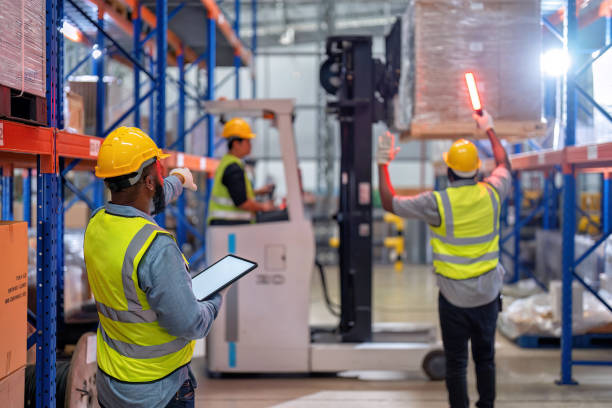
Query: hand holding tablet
xmin=191 ymin=255 xmax=258 ymax=301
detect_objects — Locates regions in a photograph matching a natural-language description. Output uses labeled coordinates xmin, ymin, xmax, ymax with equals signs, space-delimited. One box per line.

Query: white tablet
xmin=191 ymin=255 xmax=258 ymax=301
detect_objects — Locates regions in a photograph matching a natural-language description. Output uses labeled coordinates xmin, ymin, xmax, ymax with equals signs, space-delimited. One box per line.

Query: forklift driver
xmin=207 ymin=118 xmax=276 ymax=225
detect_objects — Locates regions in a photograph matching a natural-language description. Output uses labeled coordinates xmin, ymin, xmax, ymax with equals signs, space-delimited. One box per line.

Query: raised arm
xmin=376 ymin=132 xmax=400 ymax=213
xmin=473 ymin=111 xmax=512 ymax=171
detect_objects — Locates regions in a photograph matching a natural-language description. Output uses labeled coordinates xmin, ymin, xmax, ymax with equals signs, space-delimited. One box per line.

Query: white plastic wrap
xmin=535 ymin=229 xmax=602 ymax=287
xmin=394 ymin=0 xmax=542 ymax=139
xmin=498 ymin=291 xmax=612 ymax=339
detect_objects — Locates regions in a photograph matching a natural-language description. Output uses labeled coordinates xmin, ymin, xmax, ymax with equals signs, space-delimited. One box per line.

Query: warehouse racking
xmin=0 ymin=0 xmax=255 ymax=405
xmin=480 ymin=1 xmax=612 ymax=384
xmin=431 ymin=0 xmax=612 ymax=385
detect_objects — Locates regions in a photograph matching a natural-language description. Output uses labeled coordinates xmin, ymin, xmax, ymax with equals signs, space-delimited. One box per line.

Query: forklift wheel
xmin=422 ymin=350 xmax=446 ymax=381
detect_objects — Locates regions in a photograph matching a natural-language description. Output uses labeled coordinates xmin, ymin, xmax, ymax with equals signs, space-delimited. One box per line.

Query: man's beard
xmin=151 ymin=182 xmax=166 ymax=215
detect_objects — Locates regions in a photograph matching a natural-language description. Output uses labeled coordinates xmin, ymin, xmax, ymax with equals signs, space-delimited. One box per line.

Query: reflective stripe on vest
xmin=429 ymin=183 xmax=501 ymax=280
xmin=208 ymin=154 xmax=254 ymax=224
xmin=84 ymin=210 xmax=195 ymax=382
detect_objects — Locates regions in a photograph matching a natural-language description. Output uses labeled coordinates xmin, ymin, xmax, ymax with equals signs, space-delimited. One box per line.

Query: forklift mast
xmin=322 ymin=36 xmax=378 ymax=342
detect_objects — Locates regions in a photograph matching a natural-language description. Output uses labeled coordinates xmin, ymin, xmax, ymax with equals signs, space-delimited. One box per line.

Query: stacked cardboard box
xmin=0 ymin=222 xmax=28 ymax=408
xmin=395 ymin=0 xmax=544 ymax=140
xmin=65 ymin=90 xmax=86 ymax=134
xmin=0 ymin=0 xmax=46 ymax=97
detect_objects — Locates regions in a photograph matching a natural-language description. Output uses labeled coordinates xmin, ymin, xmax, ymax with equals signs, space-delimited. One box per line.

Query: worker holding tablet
xmin=84 ymin=127 xmax=223 ymax=408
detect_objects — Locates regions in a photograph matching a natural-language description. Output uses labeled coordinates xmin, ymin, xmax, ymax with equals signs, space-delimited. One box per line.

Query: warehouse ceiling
xmin=64 ymin=0 xmax=610 ymax=68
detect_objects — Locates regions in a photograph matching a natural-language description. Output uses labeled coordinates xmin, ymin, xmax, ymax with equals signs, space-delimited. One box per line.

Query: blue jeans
xmin=439 ymin=293 xmax=499 ymax=408
xmin=165 ymin=380 xmax=195 ymax=408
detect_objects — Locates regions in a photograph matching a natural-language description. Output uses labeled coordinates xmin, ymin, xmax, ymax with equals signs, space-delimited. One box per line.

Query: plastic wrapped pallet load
xmin=0 ymin=0 xmax=46 ymax=97
xmin=393 ymin=0 xmax=545 ymax=140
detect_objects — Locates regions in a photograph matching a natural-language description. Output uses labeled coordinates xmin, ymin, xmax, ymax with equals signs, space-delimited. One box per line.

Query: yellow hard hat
xmin=222 ymin=118 xmax=255 ymax=139
xmin=443 ymin=139 xmax=481 ymax=176
xmin=95 ymin=127 xmax=170 ymax=179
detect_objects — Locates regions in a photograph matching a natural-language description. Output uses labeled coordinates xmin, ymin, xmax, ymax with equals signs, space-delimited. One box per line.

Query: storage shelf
xmin=0 ymin=120 xmax=55 ymax=172
xmin=164 ymin=151 xmax=219 ymax=174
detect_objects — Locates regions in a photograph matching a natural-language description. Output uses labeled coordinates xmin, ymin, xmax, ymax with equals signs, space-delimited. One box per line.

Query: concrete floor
xmin=192 ymin=265 xmax=612 ymax=407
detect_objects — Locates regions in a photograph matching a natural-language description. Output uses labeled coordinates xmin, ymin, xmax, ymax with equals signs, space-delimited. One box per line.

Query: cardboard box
xmin=0 ymin=365 xmax=25 ymax=407
xmin=0 ymin=222 xmax=28 ymax=379
xmin=65 ymin=201 xmax=91 ymax=229
xmin=65 ymin=90 xmax=85 ymax=134
xmin=396 ymin=0 xmax=543 ymax=140
xmin=0 ymin=0 xmax=46 ymax=97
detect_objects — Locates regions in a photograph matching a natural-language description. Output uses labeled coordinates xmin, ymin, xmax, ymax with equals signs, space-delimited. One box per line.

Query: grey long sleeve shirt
xmin=94 ymin=176 xmax=222 ymax=408
xmin=392 ymin=166 xmax=512 ymax=308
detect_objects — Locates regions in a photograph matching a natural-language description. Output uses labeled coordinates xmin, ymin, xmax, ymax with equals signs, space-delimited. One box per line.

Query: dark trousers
xmin=438 ymin=293 xmax=499 ymax=408
xmin=165 ymin=380 xmax=195 ymax=408
xmin=98 ymin=380 xmax=194 ymax=408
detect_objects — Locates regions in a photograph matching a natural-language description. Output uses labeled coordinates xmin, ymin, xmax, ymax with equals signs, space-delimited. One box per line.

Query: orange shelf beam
xmin=56 ymin=131 xmax=103 ymax=162
xmin=163 ymin=151 xmax=219 ymax=175
xmin=200 ymin=0 xmax=252 ymax=66
xmin=0 ymin=120 xmax=55 ymax=172
xmin=566 ymin=142 xmax=612 ymax=172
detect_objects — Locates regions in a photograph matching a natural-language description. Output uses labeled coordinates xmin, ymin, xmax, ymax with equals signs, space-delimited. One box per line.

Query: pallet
xmin=513 ymin=333 xmax=612 ymax=349
xmin=400 ymin=120 xmax=547 ymax=142
xmin=0 ymin=84 xmax=47 ymax=126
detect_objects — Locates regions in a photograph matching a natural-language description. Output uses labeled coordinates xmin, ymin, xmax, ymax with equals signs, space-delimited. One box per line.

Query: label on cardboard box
xmin=200 ymin=158 xmax=207 ymax=170
xmin=178 ymin=154 xmax=185 ymax=167
xmin=587 ymin=145 xmax=598 ymax=160
xmin=89 ymin=139 xmax=101 ymax=157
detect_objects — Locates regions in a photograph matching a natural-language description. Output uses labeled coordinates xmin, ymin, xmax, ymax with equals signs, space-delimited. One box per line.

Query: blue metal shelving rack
xmin=502 ymin=0 xmax=612 ymax=385
xmin=0 ymin=1 xmax=257 ymax=406
xmin=557 ymin=0 xmax=612 ymax=384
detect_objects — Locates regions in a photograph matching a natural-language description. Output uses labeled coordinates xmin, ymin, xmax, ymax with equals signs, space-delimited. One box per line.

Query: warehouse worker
xmin=208 ymin=117 xmax=275 ymax=225
xmin=377 ymin=111 xmax=511 ymax=408
xmin=84 ymin=127 xmax=223 ymax=408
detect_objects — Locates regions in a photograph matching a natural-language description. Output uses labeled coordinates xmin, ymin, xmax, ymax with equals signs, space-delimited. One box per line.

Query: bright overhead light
xmin=91 ymin=45 xmax=102 ymax=60
xmin=61 ymin=21 xmax=82 ymax=42
xmin=279 ymin=27 xmax=295 ymax=46
xmin=541 ymin=49 xmax=570 ymax=77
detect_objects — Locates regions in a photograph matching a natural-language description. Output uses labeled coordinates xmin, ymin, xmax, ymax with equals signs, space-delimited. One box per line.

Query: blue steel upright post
xmin=41 ymin=0 xmax=64 ymax=404
xmin=234 ymin=0 xmax=241 ymax=99
xmin=149 ymin=54 xmax=156 ymax=141
xmin=512 ymin=144 xmax=522 ymax=283
xmin=559 ymin=0 xmax=578 ymax=386
xmin=604 ymin=172 xmax=611 ymax=235
xmin=93 ymin=8 xmax=105 ymax=208
xmin=204 ymin=12 xmax=216 ymax=223
xmin=155 ymin=0 xmax=168 ymax=227
xmin=177 ymin=48 xmax=186 ymax=248
xmin=134 ymin=1 xmax=142 ymax=127
xmin=1 ymin=166 xmax=13 ymax=220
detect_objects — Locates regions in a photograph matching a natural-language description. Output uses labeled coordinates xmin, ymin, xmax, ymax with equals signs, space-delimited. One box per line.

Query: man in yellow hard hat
xmin=208 ymin=117 xmax=275 ymax=225
xmin=378 ymin=111 xmax=511 ymax=408
xmin=84 ymin=127 xmax=223 ymax=408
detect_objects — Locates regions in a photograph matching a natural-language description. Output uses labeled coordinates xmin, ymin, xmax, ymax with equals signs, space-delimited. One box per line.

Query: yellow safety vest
xmin=84 ymin=210 xmax=195 ymax=382
xmin=429 ymin=182 xmax=501 ymax=280
xmin=207 ymin=153 xmax=255 ymax=224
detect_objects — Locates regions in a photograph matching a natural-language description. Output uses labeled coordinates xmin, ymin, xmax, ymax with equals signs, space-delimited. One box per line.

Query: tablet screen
xmin=192 ymin=255 xmax=257 ymax=301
